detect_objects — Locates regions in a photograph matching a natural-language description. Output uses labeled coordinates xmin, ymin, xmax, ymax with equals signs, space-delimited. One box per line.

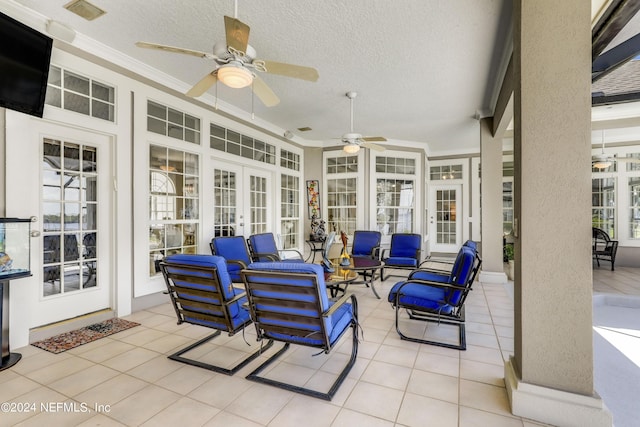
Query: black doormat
xmin=31 ymin=318 xmax=140 ymax=354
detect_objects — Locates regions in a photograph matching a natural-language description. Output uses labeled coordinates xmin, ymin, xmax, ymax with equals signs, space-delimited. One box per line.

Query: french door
xmin=6 ymin=118 xmax=113 ymax=328
xmin=212 ymin=162 xmax=273 ymax=238
xmin=429 ymin=184 xmax=462 ymax=253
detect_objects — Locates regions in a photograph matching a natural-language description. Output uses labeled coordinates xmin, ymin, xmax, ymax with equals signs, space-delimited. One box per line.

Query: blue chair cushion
xmin=388 ymin=281 xmax=454 ymax=314
xmin=408 ymin=270 xmax=449 ymax=283
xmin=385 ymin=256 xmax=419 ymax=267
xmin=245 ymin=262 xmax=334 ymax=335
xmin=388 ymin=234 xmax=421 ymax=258
xmin=164 ymin=254 xmax=241 ymax=318
xmin=211 ymin=236 xmax=252 ymax=264
xmin=352 ymin=231 xmax=381 ymax=257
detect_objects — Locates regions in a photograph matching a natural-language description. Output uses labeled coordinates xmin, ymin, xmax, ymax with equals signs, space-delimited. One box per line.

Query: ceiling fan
xmin=135 ymin=1 xmax=318 ymax=107
xmin=592 ymin=130 xmax=640 ymax=169
xmin=339 ymin=91 xmax=386 ymax=154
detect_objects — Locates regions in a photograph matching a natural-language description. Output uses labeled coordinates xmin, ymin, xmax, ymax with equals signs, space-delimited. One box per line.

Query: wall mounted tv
xmin=0 ymin=12 xmax=53 ymax=118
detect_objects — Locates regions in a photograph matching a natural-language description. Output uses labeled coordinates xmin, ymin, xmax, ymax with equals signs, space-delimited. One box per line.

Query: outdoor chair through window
xmin=241 ymin=262 xmax=359 ymax=401
xmin=159 ymin=254 xmax=273 ymax=375
xmin=388 ymin=242 xmax=481 ymax=350
xmin=592 ymin=227 xmax=618 ymax=271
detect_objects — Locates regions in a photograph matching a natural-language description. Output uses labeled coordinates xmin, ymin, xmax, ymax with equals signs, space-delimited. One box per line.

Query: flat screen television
xmin=0 ymin=12 xmax=53 ymax=118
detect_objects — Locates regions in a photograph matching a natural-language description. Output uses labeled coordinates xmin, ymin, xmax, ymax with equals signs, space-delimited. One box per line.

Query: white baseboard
xmin=478 ymin=270 xmax=508 ymax=284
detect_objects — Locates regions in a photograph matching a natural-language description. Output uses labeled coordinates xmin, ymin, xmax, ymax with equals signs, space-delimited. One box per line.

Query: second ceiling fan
xmin=339 ymin=91 xmax=386 ymax=153
xmin=136 ymin=2 xmax=318 ymax=107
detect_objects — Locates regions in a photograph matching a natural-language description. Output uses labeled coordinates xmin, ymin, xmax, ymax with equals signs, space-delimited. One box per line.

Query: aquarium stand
xmin=1 ymin=280 xmax=21 ymax=370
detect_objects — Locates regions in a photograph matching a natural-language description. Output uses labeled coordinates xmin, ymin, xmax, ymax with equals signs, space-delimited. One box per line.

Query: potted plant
xmin=504 ymin=243 xmax=515 ymax=280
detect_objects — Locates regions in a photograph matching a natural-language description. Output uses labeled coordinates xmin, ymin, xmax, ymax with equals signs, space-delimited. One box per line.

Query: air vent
xmin=64 ymin=0 xmax=106 ymax=21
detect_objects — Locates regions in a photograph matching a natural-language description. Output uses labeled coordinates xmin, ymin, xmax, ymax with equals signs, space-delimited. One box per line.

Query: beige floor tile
xmin=140 ymin=332 xmax=193 ymax=354
xmin=0 ymin=375 xmax=42 ymax=402
xmin=3 ymin=386 xmax=69 ymax=425
xmin=76 ymin=414 xmax=128 ymax=426
xmin=406 ymin=369 xmax=459 ymax=403
xmin=331 ymin=408 xmax=395 ymax=427
xmin=225 ymin=383 xmax=294 ymax=425
xmin=24 ymin=356 xmax=94 ymax=385
xmin=343 ymin=381 xmax=404 ymax=421
xmin=126 ymin=354 xmax=183 ymax=383
xmin=101 ymin=347 xmax=159 ymax=372
xmin=11 ymin=399 xmax=95 ymax=427
xmin=117 ymin=327 xmax=168 ymax=346
xmin=459 ymin=358 xmax=505 ymax=387
xmin=47 ymin=364 xmax=120 ymax=397
xmin=460 ymin=344 xmax=504 ymax=366
xmin=75 ymin=373 xmax=148 ymax=406
xmin=188 ymin=374 xmax=253 ymax=409
xmin=459 ymin=406 xmax=525 ymax=427
xmin=10 ymin=350 xmax=71 ymax=375
xmin=204 ymin=411 xmax=263 ymax=427
xmin=413 ymin=351 xmax=460 ymax=377
xmin=360 ymin=360 xmax=411 ymax=390
xmin=466 ymin=331 xmax=501 ymax=349
xmin=268 ymin=395 xmax=340 ymax=427
xmin=140 ymin=396 xmax=220 ymax=426
xmin=372 ymin=343 xmax=418 ymax=368
xmin=76 ymin=340 xmax=136 ymax=363
xmin=154 ymin=363 xmax=216 ymax=395
xmin=396 ymin=392 xmax=459 ymax=427
xmin=106 ymin=384 xmax=181 ymax=425
xmin=459 ymin=379 xmax=514 ymax=418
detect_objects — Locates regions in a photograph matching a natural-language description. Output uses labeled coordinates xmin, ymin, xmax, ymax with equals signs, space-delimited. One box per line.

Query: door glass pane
xmin=436 ymin=189 xmax=457 ymax=244
xmin=250 ymin=175 xmax=268 ymax=235
xmin=42 ymin=139 xmax=99 ymax=296
xmin=213 ymin=169 xmax=237 ymax=237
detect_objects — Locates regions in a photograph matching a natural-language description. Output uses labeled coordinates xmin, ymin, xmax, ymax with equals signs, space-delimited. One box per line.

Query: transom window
xmin=46 ymin=65 xmax=115 ymax=122
xmin=147 ymin=101 xmax=200 ymax=144
xmin=210 ymin=123 xmax=276 ymax=165
xmin=430 ymin=164 xmax=462 ymax=180
xmin=281 ymin=149 xmax=300 ymax=171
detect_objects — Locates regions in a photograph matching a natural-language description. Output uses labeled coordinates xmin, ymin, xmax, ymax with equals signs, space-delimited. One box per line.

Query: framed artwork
xmin=306 ymin=180 xmax=320 ymax=219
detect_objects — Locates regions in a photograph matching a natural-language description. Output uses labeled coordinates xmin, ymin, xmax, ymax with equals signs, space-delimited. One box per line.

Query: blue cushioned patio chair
xmin=380 ymin=233 xmax=422 ymax=280
xmin=388 ymin=243 xmax=481 ymax=350
xmin=247 ymin=232 xmax=304 ymax=262
xmin=351 ymin=230 xmax=382 ymax=259
xmin=159 ymin=254 xmax=273 ymax=374
xmin=210 ymin=236 xmax=254 ymax=283
xmin=241 ymin=262 xmax=359 ymax=401
xmin=418 ymin=240 xmax=478 ymax=271
xmin=350 ymin=230 xmax=382 ymax=283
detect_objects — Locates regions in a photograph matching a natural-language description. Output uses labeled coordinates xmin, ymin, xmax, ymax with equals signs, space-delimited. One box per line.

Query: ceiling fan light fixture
xmin=593 ymin=159 xmax=613 ymax=169
xmin=343 ymin=143 xmax=360 ymax=154
xmin=217 ymin=64 xmax=253 ymax=88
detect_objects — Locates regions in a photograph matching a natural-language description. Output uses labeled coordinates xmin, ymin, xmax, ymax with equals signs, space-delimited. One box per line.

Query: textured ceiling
xmin=8 ymin=0 xmax=513 ymax=154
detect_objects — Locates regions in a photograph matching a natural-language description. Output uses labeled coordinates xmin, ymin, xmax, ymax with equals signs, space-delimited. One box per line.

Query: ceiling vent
xmin=64 ymin=0 xmax=106 ymax=21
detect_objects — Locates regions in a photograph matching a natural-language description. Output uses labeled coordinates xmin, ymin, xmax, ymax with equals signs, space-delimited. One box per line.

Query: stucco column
xmin=479 ymin=118 xmax=507 ymax=284
xmin=505 ymin=1 xmax=612 ymax=426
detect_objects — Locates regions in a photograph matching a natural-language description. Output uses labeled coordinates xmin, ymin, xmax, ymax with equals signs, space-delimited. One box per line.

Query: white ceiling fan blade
xmin=185 ymin=72 xmax=218 ymax=97
xmin=135 ymin=41 xmax=215 ymax=59
xmin=362 ymin=136 xmax=387 ymax=142
xmin=252 ymin=75 xmax=280 ymax=107
xmin=362 ymin=141 xmax=386 ymax=151
xmin=262 ymin=60 xmax=319 ymax=82
xmin=224 ymin=15 xmax=250 ymax=54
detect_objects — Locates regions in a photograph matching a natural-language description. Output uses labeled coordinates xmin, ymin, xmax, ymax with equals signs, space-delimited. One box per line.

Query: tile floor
xmin=0 ymin=265 xmax=635 ymax=427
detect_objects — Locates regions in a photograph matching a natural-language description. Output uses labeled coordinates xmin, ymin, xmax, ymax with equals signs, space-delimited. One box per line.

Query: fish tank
xmin=0 ymin=218 xmax=32 ymax=280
